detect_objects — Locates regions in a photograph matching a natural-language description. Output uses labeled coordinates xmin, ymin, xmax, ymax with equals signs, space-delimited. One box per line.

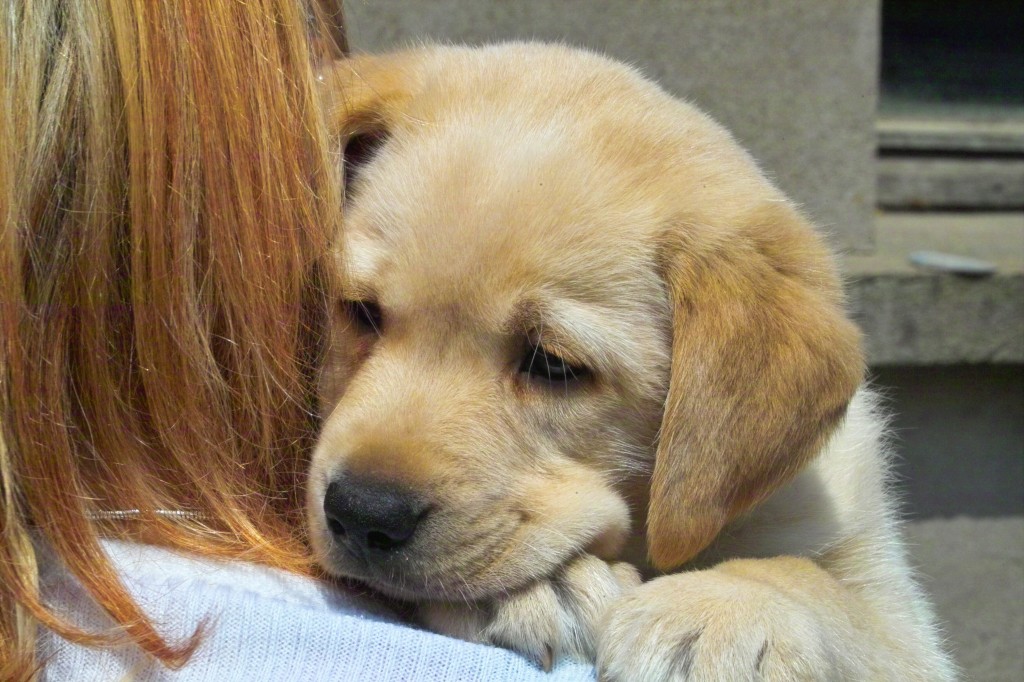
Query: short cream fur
xmin=307 ymin=44 xmax=956 ymax=680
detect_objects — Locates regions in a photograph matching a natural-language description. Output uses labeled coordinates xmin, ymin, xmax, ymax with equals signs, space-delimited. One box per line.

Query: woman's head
xmin=1 ymin=1 xmax=345 ymax=674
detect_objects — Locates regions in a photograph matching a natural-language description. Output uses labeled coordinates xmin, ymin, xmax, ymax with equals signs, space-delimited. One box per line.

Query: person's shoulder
xmin=38 ymin=540 xmax=593 ymax=680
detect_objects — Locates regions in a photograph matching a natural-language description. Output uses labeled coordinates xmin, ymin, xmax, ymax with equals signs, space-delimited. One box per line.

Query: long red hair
xmin=1 ymin=1 xmax=345 ymax=676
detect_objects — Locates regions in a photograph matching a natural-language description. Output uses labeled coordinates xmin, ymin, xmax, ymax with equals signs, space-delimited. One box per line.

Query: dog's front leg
xmin=419 ymin=554 xmax=640 ymax=670
xmin=597 ymin=555 xmax=919 ymax=682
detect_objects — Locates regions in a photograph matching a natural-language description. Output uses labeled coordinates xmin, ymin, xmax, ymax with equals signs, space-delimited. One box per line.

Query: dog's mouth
xmin=307 ymin=451 xmax=634 ymax=602
xmin=315 ymin=505 xmax=560 ymax=602
xmin=312 ymin=483 xmax=638 ymax=604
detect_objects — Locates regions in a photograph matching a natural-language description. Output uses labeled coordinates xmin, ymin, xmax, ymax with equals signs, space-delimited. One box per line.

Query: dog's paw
xmin=598 ymin=560 xmax=863 ymax=682
xmin=419 ymin=555 xmax=640 ymax=670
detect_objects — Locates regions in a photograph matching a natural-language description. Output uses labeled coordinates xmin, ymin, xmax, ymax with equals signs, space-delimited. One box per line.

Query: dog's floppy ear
xmin=321 ymin=53 xmax=420 ymax=194
xmin=322 ymin=52 xmax=419 ymax=136
xmin=647 ymin=202 xmax=864 ymax=570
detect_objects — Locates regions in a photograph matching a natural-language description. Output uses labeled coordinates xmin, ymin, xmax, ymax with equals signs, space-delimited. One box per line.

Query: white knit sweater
xmin=37 ymin=541 xmax=596 ymax=681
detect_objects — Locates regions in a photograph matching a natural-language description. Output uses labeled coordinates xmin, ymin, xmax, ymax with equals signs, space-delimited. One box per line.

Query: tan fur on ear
xmin=648 ymin=202 xmax=864 ymax=570
xmin=321 ymin=52 xmax=422 ymax=138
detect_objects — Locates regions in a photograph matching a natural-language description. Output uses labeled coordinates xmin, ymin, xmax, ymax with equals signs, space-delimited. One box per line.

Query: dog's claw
xmin=539 ymin=643 xmax=554 ymax=672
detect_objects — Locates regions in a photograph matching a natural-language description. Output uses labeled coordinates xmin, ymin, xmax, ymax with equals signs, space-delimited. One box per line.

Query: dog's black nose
xmin=323 ymin=476 xmax=427 ymax=553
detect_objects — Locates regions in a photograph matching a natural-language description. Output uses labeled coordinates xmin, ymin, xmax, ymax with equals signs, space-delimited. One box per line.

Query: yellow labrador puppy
xmin=308 ymin=44 xmax=956 ymax=680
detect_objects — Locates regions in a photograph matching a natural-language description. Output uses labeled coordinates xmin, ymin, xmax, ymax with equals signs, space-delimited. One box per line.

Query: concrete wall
xmin=343 ymin=0 xmax=879 ymax=253
xmin=873 ymin=365 xmax=1024 ymax=518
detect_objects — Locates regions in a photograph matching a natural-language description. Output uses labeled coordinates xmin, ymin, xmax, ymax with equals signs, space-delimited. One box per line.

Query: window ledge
xmin=843 ymin=212 xmax=1024 ymax=365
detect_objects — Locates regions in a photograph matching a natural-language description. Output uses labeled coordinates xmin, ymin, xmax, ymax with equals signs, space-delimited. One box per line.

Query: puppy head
xmin=308 ymin=44 xmax=863 ymax=601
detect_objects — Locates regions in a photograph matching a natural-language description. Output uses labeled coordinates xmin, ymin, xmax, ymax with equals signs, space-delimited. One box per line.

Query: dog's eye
xmin=343 ymin=299 xmax=383 ymax=334
xmin=519 ymin=344 xmax=589 ymax=384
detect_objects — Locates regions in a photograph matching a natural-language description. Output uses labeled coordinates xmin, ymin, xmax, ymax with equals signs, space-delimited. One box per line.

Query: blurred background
xmin=341 ymin=1 xmax=1023 ymax=679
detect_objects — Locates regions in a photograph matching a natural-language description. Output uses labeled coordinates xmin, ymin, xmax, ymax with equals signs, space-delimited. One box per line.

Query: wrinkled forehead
xmin=342 ymin=117 xmax=665 ymax=324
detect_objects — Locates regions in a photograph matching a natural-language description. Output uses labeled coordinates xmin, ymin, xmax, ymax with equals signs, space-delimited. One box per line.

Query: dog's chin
xmin=307 ymin=461 xmax=633 ymax=602
xmin=312 ymin=539 xmax=555 ymax=602
xmin=328 ymin=563 xmax=499 ymax=603
xmin=311 ymin=517 xmax=628 ymax=603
